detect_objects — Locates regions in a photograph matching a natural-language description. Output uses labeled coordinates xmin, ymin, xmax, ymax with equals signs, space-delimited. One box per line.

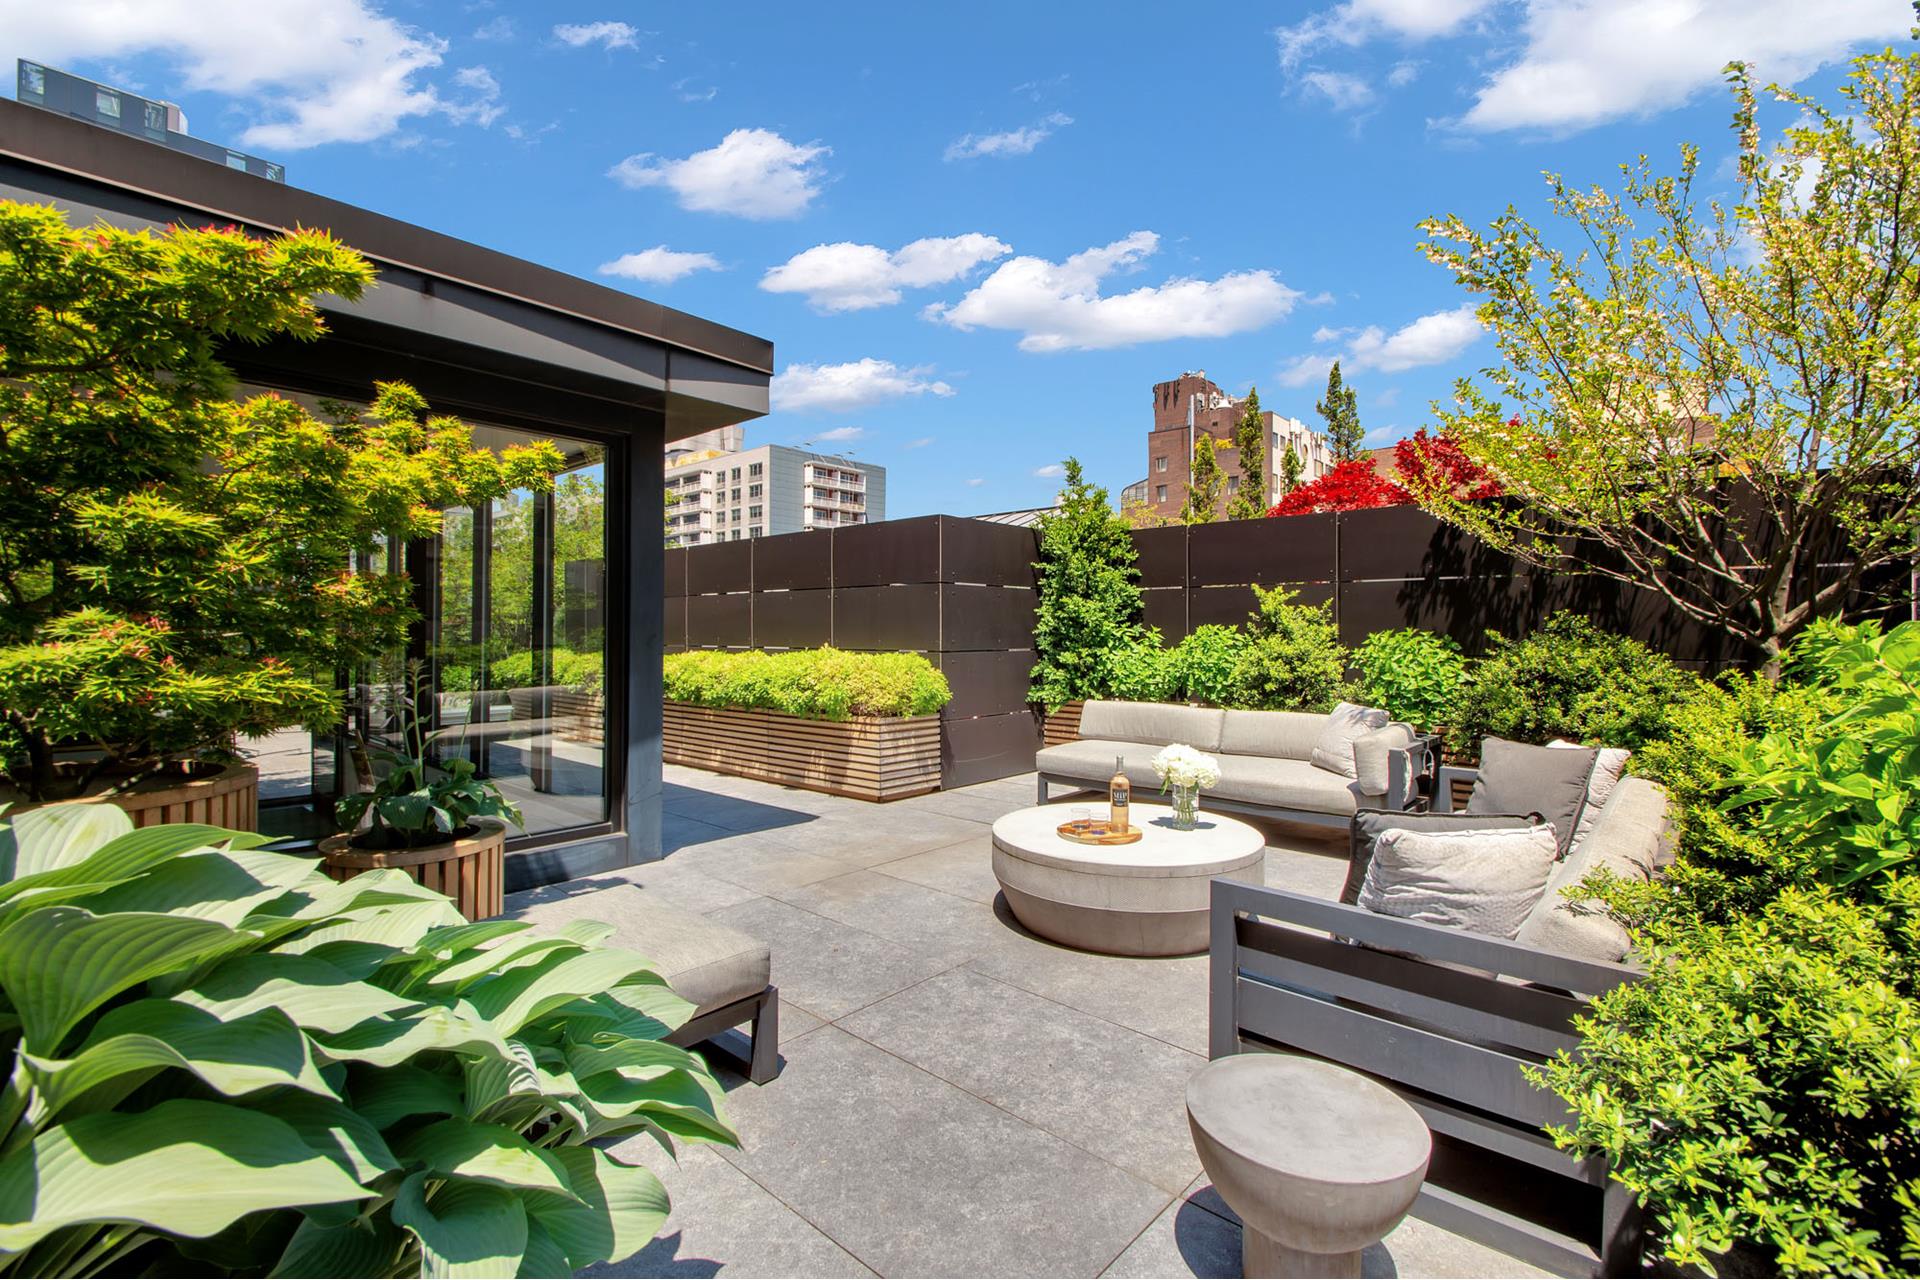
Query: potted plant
xmin=0 ymin=205 xmax=565 ymax=827
xmin=322 ymin=661 xmax=524 ymax=919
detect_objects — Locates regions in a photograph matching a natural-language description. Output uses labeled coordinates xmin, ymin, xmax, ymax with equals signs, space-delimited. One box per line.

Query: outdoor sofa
xmin=1034 ymin=699 xmax=1433 ymax=825
xmin=1206 ymin=761 xmax=1676 ymax=1276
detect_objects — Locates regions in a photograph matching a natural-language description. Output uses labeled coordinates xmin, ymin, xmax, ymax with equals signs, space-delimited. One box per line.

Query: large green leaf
xmin=0 ymin=823 xmax=273 ymax=913
xmin=524 ymin=1147 xmax=669 ymax=1270
xmin=262 ymin=1093 xmax=398 ymax=1184
xmin=24 ymin=1000 xmax=333 ymax=1121
xmin=183 ymin=953 xmax=424 ymax=1035
xmin=392 ymin=1119 xmax=573 ymax=1196
xmin=349 ymin=1062 xmax=463 ymax=1129
xmin=270 ymin=1216 xmax=405 ymax=1279
xmin=73 ymin=850 xmax=320 ymax=926
xmin=576 ymin=1068 xmax=736 ymax=1146
xmin=565 ymin=1038 xmax=708 ymax=1082
xmin=390 ymin=1171 xmax=528 ymax=1279
xmin=465 ymin=950 xmax=660 ymax=1036
xmin=0 ymin=1098 xmax=369 ymax=1251
xmin=419 ymin=934 xmax=586 ymax=993
xmin=1 ymin=804 xmax=132 ymax=880
xmin=275 ymin=900 xmax=465 ymax=962
xmin=0 ymin=906 xmax=237 ymax=1053
xmin=516 ymin=1215 xmax=571 ymax=1280
xmin=312 ymin=1002 xmax=510 ymax=1068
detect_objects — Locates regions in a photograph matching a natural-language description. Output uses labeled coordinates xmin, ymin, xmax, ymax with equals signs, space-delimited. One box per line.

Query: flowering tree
xmin=1267 ymin=459 xmax=1409 ymax=516
xmin=0 ymin=203 xmax=564 ymax=801
xmin=1415 ymin=53 xmax=1920 ymax=667
xmin=1392 ymin=428 xmax=1502 ymax=501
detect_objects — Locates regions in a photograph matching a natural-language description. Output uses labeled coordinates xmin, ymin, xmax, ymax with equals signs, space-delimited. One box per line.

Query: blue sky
xmin=4 ymin=0 xmax=1911 ymax=516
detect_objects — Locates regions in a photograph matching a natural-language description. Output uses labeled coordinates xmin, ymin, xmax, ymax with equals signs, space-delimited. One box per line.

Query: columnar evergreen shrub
xmin=1448 ymin=613 xmax=1698 ymax=754
xmin=1029 ymin=460 xmax=1144 ymax=710
xmin=1229 ymin=585 xmax=1348 ymax=713
xmin=663 ymin=648 xmax=951 ymax=719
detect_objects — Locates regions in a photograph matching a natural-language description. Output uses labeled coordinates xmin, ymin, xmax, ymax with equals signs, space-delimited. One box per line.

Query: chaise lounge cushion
xmin=510 ymin=883 xmax=769 ymax=1017
xmin=1078 ymin=701 xmax=1226 ymax=752
xmin=1516 ymin=775 xmax=1675 ymax=964
xmin=1213 ymin=755 xmax=1369 ymax=816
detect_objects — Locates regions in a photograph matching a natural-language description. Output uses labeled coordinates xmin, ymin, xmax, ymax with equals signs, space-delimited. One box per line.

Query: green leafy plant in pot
xmin=325 ymin=661 xmax=523 ymax=919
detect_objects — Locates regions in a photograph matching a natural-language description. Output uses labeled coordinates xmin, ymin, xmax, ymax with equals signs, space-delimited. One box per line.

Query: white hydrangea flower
xmin=1151 ymin=743 xmax=1221 ymax=790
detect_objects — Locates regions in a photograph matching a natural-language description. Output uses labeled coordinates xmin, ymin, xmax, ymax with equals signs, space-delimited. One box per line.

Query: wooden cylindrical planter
xmin=318 ymin=821 xmax=505 ymax=922
xmin=6 ymin=760 xmax=260 ymax=831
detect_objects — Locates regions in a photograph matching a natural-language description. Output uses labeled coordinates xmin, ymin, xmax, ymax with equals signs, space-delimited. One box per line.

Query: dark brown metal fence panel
xmin=752 ymin=589 xmax=833 ymax=649
xmin=1141 ymin=587 xmax=1188 ymax=643
xmin=832 ymin=583 xmax=942 ymax=651
xmin=942 ymin=711 xmax=1043 ymax=789
xmin=1188 ymin=513 xmax=1336 ymax=587
xmin=938 ymin=649 xmax=1037 ymax=721
xmin=753 ymin=530 xmax=831 ymax=592
xmin=687 ymin=539 xmax=751 ymax=595
xmin=942 ymin=584 xmax=1037 ymax=651
xmin=664 ymin=546 xmax=688 ymax=597
xmin=941 ymin=516 xmax=1038 ymax=586
xmin=833 ymin=515 xmax=942 ymax=586
xmin=1131 ymin=526 xmax=1186 ymax=585
xmin=685 ymin=592 xmax=751 ymax=647
xmin=662 ymin=593 xmax=686 ymax=651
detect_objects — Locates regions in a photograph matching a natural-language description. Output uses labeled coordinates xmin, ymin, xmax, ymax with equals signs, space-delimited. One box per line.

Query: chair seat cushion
xmin=1213 ymin=755 xmax=1364 ymax=815
xmin=505 ymin=883 xmax=768 ymax=1016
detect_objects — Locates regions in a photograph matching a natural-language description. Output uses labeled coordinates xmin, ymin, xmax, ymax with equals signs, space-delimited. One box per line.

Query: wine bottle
xmin=1109 ymin=755 xmax=1130 ymax=833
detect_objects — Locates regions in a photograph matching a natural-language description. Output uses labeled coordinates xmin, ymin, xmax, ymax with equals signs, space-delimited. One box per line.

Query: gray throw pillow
xmin=1309 ymin=702 xmax=1390 ymax=779
xmin=1467 ymin=737 xmax=1599 ymax=856
xmin=1343 ymin=808 xmax=1539 ymax=904
xmin=1357 ymin=824 xmax=1560 ymax=940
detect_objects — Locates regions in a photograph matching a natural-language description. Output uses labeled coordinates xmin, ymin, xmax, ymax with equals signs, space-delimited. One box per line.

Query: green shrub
xmin=1229 ymin=585 xmax=1347 ymax=712
xmin=482 ymin=647 xmax=603 ymax=691
xmin=1171 ymin=626 xmax=1247 ymax=707
xmin=1107 ymin=633 xmax=1180 ymax=703
xmin=1448 ymin=613 xmax=1698 ymax=755
xmin=663 ymin=647 xmax=951 ymax=719
xmin=1029 ymin=459 xmax=1145 ymax=711
xmin=1540 ymin=619 xmax=1920 ymax=1276
xmin=0 ymin=803 xmax=732 ymax=1277
xmin=1354 ymin=628 xmax=1465 ymax=731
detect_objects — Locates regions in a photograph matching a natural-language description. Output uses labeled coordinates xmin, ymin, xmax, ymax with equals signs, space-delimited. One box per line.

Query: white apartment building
xmin=1270 ymin=414 xmax=1336 ymax=497
xmin=665 ymin=443 xmax=887 ymax=546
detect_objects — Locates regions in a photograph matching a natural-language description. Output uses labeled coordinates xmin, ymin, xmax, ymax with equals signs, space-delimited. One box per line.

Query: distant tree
xmin=1119 ymin=496 xmax=1177 ymax=529
xmin=1416 ymin=52 xmax=1920 ymax=668
xmin=1268 ymin=459 xmax=1408 ymax=516
xmin=1316 ymin=361 xmax=1365 ymax=462
xmin=1029 ymin=458 xmax=1145 ymax=710
xmin=1226 ymin=387 xmax=1268 ymax=520
xmin=1183 ymin=434 xmax=1226 ymax=524
xmin=1267 ymin=429 xmax=1501 ymax=518
xmin=1278 ymin=442 xmax=1304 ymax=496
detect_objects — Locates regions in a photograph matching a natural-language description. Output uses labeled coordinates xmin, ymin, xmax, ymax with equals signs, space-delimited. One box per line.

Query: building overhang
xmin=0 ymin=99 xmax=770 ymax=441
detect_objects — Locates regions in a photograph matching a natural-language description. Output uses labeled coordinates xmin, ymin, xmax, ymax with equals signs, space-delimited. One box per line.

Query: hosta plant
xmin=0 ymin=803 xmax=732 ymax=1277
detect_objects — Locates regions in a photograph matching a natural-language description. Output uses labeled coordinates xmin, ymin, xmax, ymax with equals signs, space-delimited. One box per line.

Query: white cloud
xmin=945 ymin=112 xmax=1073 ymax=161
xmin=597 ymin=246 xmax=723 ymax=285
xmin=673 ymin=77 xmax=717 ymax=103
xmin=1301 ymin=70 xmax=1375 ymax=111
xmin=1277 ymin=0 xmax=1498 ymax=68
xmin=771 ymin=359 xmax=955 ymax=413
xmin=1387 ymin=59 xmax=1422 ymax=87
xmin=925 ymin=231 xmax=1301 ymax=353
xmin=1033 ymin=463 xmax=1066 ymax=478
xmin=471 ymin=15 xmax=515 ymax=41
xmin=761 ymin=234 xmax=1011 ymax=312
xmin=443 ymin=66 xmax=503 ymax=127
xmin=552 ymin=21 xmax=639 ymax=50
xmin=1278 ymin=304 xmax=1484 ymax=386
xmin=8 ymin=0 xmax=491 ymax=149
xmin=966 ymin=477 xmax=987 ymax=487
xmin=811 ymin=426 xmax=865 ymax=443
xmin=1459 ymin=0 xmax=1908 ymax=133
xmin=905 ymin=436 xmax=935 ymax=449
xmin=610 ymin=129 xmax=829 ymax=219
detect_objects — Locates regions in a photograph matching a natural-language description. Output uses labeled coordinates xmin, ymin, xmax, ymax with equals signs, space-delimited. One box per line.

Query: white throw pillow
xmin=1548 ymin=740 xmax=1631 ymax=855
xmin=1358 ymin=824 xmax=1560 ymax=940
xmin=1309 ymin=702 xmax=1390 ymax=779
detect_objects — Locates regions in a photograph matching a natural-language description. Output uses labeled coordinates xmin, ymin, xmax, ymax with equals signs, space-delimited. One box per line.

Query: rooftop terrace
xmin=509 ymin=765 xmax=1547 ymax=1279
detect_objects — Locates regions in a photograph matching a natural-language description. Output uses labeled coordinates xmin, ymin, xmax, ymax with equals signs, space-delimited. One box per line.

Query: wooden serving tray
xmin=1056 ymin=819 xmax=1144 ymax=846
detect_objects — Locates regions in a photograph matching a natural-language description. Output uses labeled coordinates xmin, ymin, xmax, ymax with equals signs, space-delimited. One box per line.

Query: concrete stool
xmin=1187 ymin=1055 xmax=1430 ymax=1278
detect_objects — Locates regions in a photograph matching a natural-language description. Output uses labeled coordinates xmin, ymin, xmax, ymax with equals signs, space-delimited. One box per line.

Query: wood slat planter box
xmin=1042 ymin=700 xmax=1085 ymax=747
xmin=318 ymin=821 xmax=506 ymax=922
xmin=4 ymin=760 xmax=260 ymax=831
xmin=664 ymin=702 xmax=942 ymax=802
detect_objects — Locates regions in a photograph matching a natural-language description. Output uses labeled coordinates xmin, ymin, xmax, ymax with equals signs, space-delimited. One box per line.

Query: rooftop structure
xmin=15 ymin=59 xmax=286 ymax=182
xmin=1144 ymin=371 xmax=1334 ymax=519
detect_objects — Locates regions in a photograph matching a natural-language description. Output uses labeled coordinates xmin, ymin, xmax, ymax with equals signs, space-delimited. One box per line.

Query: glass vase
xmin=1170 ymin=782 xmax=1200 ymax=830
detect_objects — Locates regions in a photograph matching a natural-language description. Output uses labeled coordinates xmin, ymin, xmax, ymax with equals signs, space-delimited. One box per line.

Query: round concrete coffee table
xmin=990 ymin=803 xmax=1264 ymax=956
xmin=1187 ymin=1054 xmax=1431 ymax=1279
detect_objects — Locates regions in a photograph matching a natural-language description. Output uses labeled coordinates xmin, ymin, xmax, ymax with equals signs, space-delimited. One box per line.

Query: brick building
xmin=1133 ymin=371 xmax=1333 ymax=521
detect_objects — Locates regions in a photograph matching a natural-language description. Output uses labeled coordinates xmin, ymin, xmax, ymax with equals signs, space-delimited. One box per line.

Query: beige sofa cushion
xmin=1352 ymin=723 xmax=1416 ymax=796
xmin=1516 ymin=776 xmax=1674 ymax=964
xmin=1217 ymin=709 xmax=1325 ymax=760
xmin=1213 ymin=755 xmax=1365 ymax=815
xmin=1310 ymin=703 xmax=1391 ymax=778
xmin=1079 ymin=701 xmax=1226 ymax=752
xmin=1035 ymin=740 xmax=1165 ymax=791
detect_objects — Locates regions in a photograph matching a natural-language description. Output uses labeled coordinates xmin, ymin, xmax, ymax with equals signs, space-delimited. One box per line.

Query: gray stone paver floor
xmin=509 ymin=765 xmax=1550 ymax=1280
